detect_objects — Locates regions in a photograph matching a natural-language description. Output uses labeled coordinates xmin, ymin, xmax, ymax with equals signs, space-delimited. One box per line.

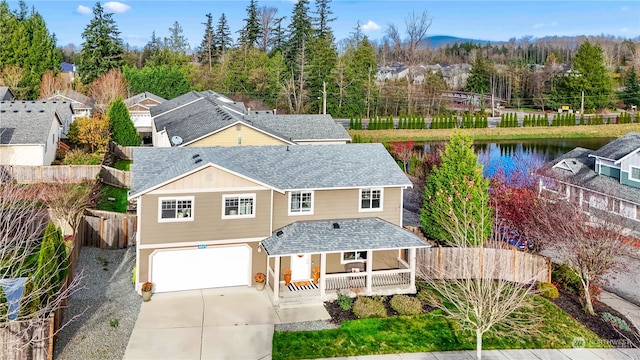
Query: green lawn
xmin=272 ymin=297 xmax=605 ymax=360
xmin=113 ymin=159 xmax=132 ymax=171
xmin=96 ymin=184 xmax=129 ymax=213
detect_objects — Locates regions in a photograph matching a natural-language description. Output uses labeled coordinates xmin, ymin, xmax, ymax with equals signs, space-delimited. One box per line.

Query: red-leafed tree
xmin=390 ymin=141 xmax=415 ymax=173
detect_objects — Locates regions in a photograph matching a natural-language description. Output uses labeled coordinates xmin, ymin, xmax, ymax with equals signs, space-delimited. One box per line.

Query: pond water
xmin=422 ymin=137 xmax=615 ymax=179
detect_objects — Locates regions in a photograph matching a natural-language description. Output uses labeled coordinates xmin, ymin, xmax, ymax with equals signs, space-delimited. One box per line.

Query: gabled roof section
xmin=538 ymin=146 xmax=640 ymax=205
xmin=590 ymin=132 xmax=640 ymax=162
xmin=149 ymin=91 xmax=203 ymax=117
xmin=244 ymin=114 xmax=351 ymax=142
xmin=47 ymin=90 xmax=95 ymax=109
xmin=261 ymin=218 xmax=429 ymax=256
xmin=0 ymin=101 xmax=62 ymax=145
xmin=124 ymin=92 xmax=166 ymax=107
xmin=129 ymin=143 xmax=412 ymax=198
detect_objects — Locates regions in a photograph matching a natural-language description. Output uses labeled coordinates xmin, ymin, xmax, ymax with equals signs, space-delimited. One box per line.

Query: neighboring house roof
xmin=129 ymin=143 xmax=412 ymax=198
xmin=539 ymin=147 xmax=640 ymax=205
xmin=124 ymin=92 xmax=166 ymax=108
xmin=60 ymin=62 xmax=76 ymax=73
xmin=261 ymin=218 xmax=429 ymax=256
xmin=244 ymin=114 xmax=351 ymax=143
xmin=0 ymin=101 xmax=63 ymax=145
xmin=152 ymin=90 xmax=350 ymax=145
xmin=47 ymin=90 xmax=95 ymax=110
xmin=0 ymin=86 xmax=15 ymax=101
xmin=589 ymin=132 xmax=640 ymax=163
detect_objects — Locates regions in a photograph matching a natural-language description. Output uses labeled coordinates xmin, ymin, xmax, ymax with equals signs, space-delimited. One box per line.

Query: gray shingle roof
xmin=124 ymin=92 xmax=166 ymax=107
xmin=0 ymin=87 xmax=15 ymax=101
xmin=591 ymin=132 xmax=640 ymax=161
xmin=130 ymin=143 xmax=412 ymax=197
xmin=538 ymin=146 xmax=640 ymax=205
xmin=0 ymin=101 xmax=62 ymax=145
xmin=261 ymin=218 xmax=429 ymax=256
xmin=244 ymin=114 xmax=351 ymax=142
xmin=151 ymin=90 xmax=350 ymax=145
xmin=48 ymin=90 xmax=95 ymax=109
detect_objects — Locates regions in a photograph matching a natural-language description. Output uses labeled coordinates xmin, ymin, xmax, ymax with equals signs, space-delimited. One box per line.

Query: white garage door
xmin=151 ymin=245 xmax=251 ymax=293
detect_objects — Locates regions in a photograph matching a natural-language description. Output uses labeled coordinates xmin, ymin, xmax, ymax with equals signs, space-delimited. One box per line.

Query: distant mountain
xmin=423 ymin=35 xmax=503 ymax=49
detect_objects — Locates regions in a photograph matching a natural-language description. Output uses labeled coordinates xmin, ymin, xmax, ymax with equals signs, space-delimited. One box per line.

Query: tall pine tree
xmin=79 ymin=2 xmax=124 ymax=84
xmin=215 ymin=13 xmax=233 ymax=59
xmin=238 ymin=0 xmax=260 ymax=48
xmin=198 ymin=13 xmax=215 ymax=69
xmin=108 ymin=98 xmax=140 ymax=146
xmin=621 ymin=67 xmax=639 ymax=108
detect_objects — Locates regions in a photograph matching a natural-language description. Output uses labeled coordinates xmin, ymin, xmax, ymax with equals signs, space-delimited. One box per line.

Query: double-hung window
xmin=159 ymin=196 xmax=193 ymax=222
xmin=360 ymin=188 xmax=382 ymax=211
xmin=630 ymin=166 xmax=640 ymax=182
xmin=223 ymin=194 xmax=255 ymax=218
xmin=289 ymin=191 xmax=313 ymax=215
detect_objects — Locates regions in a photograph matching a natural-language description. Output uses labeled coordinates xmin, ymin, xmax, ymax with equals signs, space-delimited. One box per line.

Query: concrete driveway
xmin=123 ymin=286 xmax=330 ymax=360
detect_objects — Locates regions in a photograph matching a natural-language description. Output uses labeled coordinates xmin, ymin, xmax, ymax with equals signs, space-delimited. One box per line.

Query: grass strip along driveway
xmin=349 ymin=123 xmax=639 ymax=142
xmin=272 ymin=297 xmax=604 ymax=360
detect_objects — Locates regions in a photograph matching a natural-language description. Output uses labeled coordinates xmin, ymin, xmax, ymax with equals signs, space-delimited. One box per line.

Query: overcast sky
xmin=9 ymin=0 xmax=640 ymax=49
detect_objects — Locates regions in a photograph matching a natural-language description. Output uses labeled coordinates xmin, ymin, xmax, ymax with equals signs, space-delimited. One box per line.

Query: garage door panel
xmin=151 ymin=246 xmax=251 ymax=293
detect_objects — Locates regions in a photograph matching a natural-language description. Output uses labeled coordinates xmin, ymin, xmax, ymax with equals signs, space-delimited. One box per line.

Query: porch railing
xmin=324 ymin=269 xmax=411 ymax=291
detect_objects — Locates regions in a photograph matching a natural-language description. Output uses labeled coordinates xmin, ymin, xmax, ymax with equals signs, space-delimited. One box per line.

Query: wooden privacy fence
xmin=0 ymin=227 xmax=84 ymax=360
xmin=100 ymin=165 xmax=132 ymax=188
xmin=77 ymin=209 xmax=136 ymax=249
xmin=108 ymin=142 xmax=134 ymax=160
xmin=417 ymin=247 xmax=551 ymax=284
xmin=0 ymin=165 xmax=100 ymax=183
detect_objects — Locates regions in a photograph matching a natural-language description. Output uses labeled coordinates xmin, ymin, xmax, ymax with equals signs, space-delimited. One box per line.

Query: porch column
xmin=273 ymin=255 xmax=281 ymax=304
xmin=366 ymin=250 xmax=373 ymax=293
xmin=319 ymin=252 xmax=326 ymax=297
xmin=409 ymin=248 xmax=416 ymax=290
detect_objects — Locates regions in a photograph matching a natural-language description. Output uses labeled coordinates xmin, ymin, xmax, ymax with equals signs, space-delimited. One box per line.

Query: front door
xmin=290 ymin=254 xmax=310 ymax=281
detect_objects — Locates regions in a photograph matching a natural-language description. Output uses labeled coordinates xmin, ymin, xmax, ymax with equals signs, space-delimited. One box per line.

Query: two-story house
xmin=124 ymin=92 xmax=166 ymax=142
xmin=538 ymin=132 xmax=640 ymax=236
xmin=129 ymin=143 xmax=428 ymax=305
xmin=151 ymin=90 xmax=350 ymax=147
xmin=0 ymin=101 xmax=69 ymax=166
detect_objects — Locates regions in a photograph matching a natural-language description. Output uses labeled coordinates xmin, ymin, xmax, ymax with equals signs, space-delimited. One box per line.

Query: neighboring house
xmin=60 ymin=62 xmax=77 ymax=83
xmin=128 ymin=143 xmax=428 ymax=305
xmin=0 ymin=87 xmax=16 ymax=101
xmin=0 ymin=101 xmax=65 ymax=166
xmin=151 ymin=90 xmax=350 ymax=147
xmin=47 ymin=89 xmax=95 ymax=120
xmin=538 ymin=132 xmax=640 ymax=235
xmin=124 ymin=92 xmax=166 ymax=142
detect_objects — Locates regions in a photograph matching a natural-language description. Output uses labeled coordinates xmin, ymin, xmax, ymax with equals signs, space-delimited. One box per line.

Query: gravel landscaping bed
xmin=54 ymin=246 xmax=141 ymax=360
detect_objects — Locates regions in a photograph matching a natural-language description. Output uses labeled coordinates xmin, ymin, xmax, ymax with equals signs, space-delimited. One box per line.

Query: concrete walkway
xmin=315 ymin=348 xmax=640 ymax=359
xmin=600 ymin=290 xmax=640 ymax=334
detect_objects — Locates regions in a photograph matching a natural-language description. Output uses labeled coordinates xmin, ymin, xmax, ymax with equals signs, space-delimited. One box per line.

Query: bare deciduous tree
xmin=526 ymin=199 xmax=631 ymax=315
xmin=88 ymin=68 xmax=127 ymax=113
xmin=258 ymin=6 xmax=279 ymax=52
xmin=0 ymin=183 xmax=83 ymax=356
xmin=47 ymin=182 xmax=99 ymax=239
xmin=418 ymin=195 xmax=543 ymax=360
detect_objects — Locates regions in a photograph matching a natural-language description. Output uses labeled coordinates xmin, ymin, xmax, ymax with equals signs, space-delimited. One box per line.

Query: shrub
xmin=417 ymin=286 xmax=443 ymax=307
xmin=601 ymin=312 xmax=632 ymax=333
xmin=537 ymin=282 xmax=559 ymax=299
xmin=353 ymin=297 xmax=387 ymax=319
xmin=63 ymin=149 xmax=103 ymax=165
xmin=390 ymin=295 xmax=423 ymax=316
xmin=336 ymin=290 xmax=353 ymax=311
xmin=552 ymin=263 xmax=582 ymax=295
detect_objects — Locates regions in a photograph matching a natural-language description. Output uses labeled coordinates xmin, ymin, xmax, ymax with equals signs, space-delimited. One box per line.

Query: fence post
xmin=123 ymin=217 xmax=127 ymax=249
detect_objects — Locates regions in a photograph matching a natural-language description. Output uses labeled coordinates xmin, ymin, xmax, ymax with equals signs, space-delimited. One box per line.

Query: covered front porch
xmin=259 ymin=218 xmax=430 ymax=306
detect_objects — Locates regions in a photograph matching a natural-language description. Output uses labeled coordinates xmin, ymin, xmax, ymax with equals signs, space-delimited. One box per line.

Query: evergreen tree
xmin=307 ymin=35 xmax=337 ymax=114
xmin=214 ymin=13 xmax=233 ymax=59
xmin=421 ymin=133 xmax=492 ymax=246
xmin=141 ymin=31 xmax=167 ymax=67
xmin=284 ymin=0 xmax=314 ymax=66
xmin=621 ymin=67 xmax=640 ymax=108
xmin=35 ymin=223 xmax=68 ymax=306
xmin=238 ymin=0 xmax=261 ymax=47
xmin=79 ymin=2 xmax=124 ymax=84
xmin=465 ymin=56 xmax=492 ymax=94
xmin=198 ymin=13 xmax=215 ymax=69
xmin=123 ymin=65 xmax=191 ymax=100
xmin=108 ymin=98 xmax=140 ymax=146
xmin=313 ymin=0 xmax=336 ymax=39
xmin=164 ymin=21 xmax=190 ymax=65
xmin=555 ymin=41 xmax=613 ymax=112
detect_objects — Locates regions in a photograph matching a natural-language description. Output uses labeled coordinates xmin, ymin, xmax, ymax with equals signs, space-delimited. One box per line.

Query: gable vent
xmin=332 ymin=223 xmax=340 ymax=229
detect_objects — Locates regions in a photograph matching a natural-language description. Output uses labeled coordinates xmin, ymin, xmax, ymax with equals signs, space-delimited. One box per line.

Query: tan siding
xmin=141 ymin=99 xmax=160 ymax=106
xmin=273 ymin=187 xmax=402 ymax=229
xmin=129 ymin=104 xmax=147 ymax=111
xmin=158 ymin=166 xmax=263 ymax=191
xmin=139 ymin=248 xmax=153 ymax=283
xmin=188 ymin=124 xmax=287 ymax=147
xmin=139 ymin=190 xmax=271 ymax=245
